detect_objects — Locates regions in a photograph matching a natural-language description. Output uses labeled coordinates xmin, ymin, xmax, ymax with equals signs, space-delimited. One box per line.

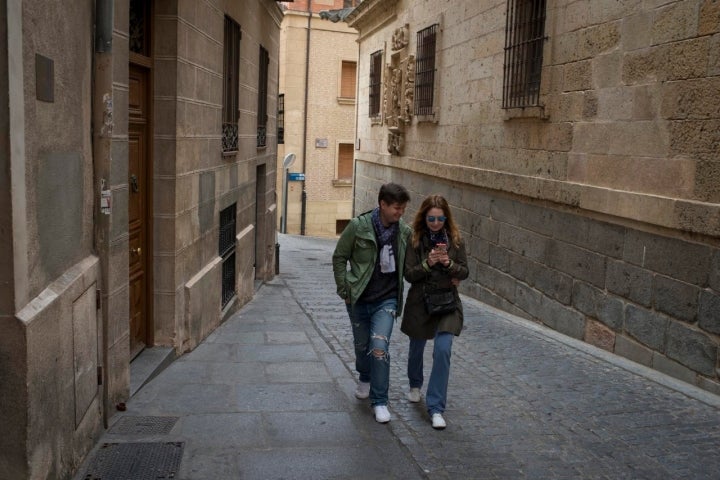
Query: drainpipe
xmin=300 ymin=0 xmax=311 ymax=235
xmin=93 ymin=0 xmax=114 ymax=428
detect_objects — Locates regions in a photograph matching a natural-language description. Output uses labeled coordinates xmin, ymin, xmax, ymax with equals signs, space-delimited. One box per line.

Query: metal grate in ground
xmin=81 ymin=442 xmax=184 ymax=480
xmin=108 ymin=416 xmax=179 ymax=435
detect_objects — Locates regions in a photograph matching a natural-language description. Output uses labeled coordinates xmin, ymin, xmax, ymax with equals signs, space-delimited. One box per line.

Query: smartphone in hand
xmin=435 ymin=243 xmax=447 ymax=252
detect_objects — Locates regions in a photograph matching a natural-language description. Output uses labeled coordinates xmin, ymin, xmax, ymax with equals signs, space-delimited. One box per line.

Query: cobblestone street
xmin=280 ymin=234 xmax=720 ymax=480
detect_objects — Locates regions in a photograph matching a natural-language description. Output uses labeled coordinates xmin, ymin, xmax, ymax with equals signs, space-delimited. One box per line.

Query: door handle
xmin=131 ymin=247 xmax=142 ymax=257
xmin=130 ymin=174 xmax=139 ymax=193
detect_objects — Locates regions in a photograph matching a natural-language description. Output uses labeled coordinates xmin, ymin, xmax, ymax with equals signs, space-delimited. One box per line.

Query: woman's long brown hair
xmin=411 ymin=194 xmax=461 ymax=249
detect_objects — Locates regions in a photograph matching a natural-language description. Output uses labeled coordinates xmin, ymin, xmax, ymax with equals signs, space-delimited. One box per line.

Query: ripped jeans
xmin=346 ymin=297 xmax=397 ymax=406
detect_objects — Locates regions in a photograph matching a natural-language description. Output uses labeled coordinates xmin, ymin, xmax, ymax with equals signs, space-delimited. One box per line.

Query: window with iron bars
xmin=502 ymin=0 xmax=547 ymax=109
xmin=222 ymin=16 xmax=241 ymax=153
xmin=257 ymin=45 xmax=269 ymax=148
xmin=414 ymin=24 xmax=438 ymax=116
xmin=369 ymin=50 xmax=382 ymax=117
xmin=277 ymin=94 xmax=285 ymax=144
xmin=219 ymin=203 xmax=237 ymax=307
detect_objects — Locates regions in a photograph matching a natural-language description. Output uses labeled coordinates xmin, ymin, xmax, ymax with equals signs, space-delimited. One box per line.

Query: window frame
xmin=368 ymin=50 xmax=383 ymax=119
xmin=339 ymin=60 xmax=357 ymax=103
xmin=277 ymin=93 xmax=285 ymax=144
xmin=502 ymin=0 xmax=547 ymax=110
xmin=334 ymin=142 xmax=354 ymax=185
xmin=257 ymin=45 xmax=270 ymax=148
xmin=222 ymin=16 xmax=241 ymax=154
xmin=414 ymin=23 xmax=439 ymax=118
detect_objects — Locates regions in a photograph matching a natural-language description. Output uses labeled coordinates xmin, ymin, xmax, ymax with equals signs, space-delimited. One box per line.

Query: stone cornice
xmin=359 ymin=154 xmax=720 ymax=240
xmin=264 ymin=0 xmax=285 ymax=27
xmin=346 ymin=0 xmax=399 ymax=36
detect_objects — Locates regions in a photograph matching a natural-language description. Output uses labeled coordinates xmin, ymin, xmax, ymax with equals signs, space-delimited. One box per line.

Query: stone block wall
xmin=355 ymin=162 xmax=720 ymax=395
xmin=349 ymin=0 xmax=720 ymax=394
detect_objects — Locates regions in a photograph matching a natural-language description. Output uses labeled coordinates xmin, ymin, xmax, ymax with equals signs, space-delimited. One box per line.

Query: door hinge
xmin=97 ymin=365 xmax=103 ymax=385
xmin=96 ymin=289 xmax=102 ymax=310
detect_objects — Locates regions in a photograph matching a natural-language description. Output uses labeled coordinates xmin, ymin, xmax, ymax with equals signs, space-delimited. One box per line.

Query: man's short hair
xmin=378 ymin=182 xmax=410 ymax=205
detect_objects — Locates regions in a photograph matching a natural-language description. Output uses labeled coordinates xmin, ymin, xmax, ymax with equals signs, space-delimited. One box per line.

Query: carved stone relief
xmin=383 ymin=53 xmax=414 ymax=155
xmin=391 ymin=24 xmax=409 ymax=51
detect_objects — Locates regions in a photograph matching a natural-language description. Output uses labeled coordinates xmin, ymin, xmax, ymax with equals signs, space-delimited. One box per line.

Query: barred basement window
xmin=369 ymin=50 xmax=382 ymax=117
xmin=257 ymin=45 xmax=269 ymax=148
xmin=277 ymin=94 xmax=285 ymax=144
xmin=223 ymin=16 xmax=241 ymax=153
xmin=414 ymin=24 xmax=438 ymax=116
xmin=502 ymin=0 xmax=547 ymax=109
xmin=219 ymin=203 xmax=237 ymax=307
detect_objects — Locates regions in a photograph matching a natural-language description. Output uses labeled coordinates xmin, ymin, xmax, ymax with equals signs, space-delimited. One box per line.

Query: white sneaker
xmin=407 ymin=388 xmax=421 ymax=403
xmin=354 ymin=381 xmax=370 ymax=399
xmin=431 ymin=413 xmax=446 ymax=430
xmin=374 ymin=405 xmax=391 ymax=423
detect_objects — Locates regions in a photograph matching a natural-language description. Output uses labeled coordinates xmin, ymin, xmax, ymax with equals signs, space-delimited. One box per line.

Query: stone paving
xmin=279 ymin=233 xmax=720 ymax=480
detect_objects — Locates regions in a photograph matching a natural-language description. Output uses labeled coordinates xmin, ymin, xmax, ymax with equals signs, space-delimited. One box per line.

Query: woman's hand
xmin=428 ymin=248 xmax=450 ymax=267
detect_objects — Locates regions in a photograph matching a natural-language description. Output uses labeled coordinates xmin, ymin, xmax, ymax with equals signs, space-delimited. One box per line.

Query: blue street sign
xmin=287 ymin=172 xmax=305 ymax=181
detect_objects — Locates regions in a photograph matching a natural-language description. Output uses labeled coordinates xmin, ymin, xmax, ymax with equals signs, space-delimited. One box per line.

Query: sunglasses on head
xmin=426 ymin=215 xmax=447 ymax=223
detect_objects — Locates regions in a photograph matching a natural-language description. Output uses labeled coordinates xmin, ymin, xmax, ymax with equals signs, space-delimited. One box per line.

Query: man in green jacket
xmin=332 ymin=183 xmax=411 ymax=423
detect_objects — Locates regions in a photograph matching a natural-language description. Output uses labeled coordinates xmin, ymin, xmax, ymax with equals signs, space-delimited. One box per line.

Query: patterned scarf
xmin=371 ymin=207 xmax=398 ymax=246
xmin=427 ymin=228 xmax=448 ymax=248
xmin=371 ymin=207 xmax=398 ymax=273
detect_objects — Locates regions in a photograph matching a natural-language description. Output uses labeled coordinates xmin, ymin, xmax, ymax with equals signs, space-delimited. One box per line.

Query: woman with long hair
xmin=401 ymin=194 xmax=469 ymax=429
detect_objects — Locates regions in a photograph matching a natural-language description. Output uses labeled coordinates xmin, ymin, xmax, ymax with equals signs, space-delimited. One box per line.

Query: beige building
xmin=0 ymin=1 xmax=281 ymax=478
xmin=347 ymin=0 xmax=720 ymax=394
xmin=277 ymin=0 xmax=359 ymax=237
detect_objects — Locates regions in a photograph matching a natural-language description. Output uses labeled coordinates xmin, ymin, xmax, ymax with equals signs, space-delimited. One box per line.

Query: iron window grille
xmin=257 ymin=45 xmax=270 ymax=148
xmin=219 ymin=203 xmax=237 ymax=307
xmin=369 ymin=50 xmax=383 ymax=117
xmin=502 ymin=0 xmax=547 ymax=109
xmin=277 ymin=94 xmax=285 ymax=144
xmin=414 ymin=24 xmax=438 ymax=116
xmin=223 ymin=16 xmax=241 ymax=153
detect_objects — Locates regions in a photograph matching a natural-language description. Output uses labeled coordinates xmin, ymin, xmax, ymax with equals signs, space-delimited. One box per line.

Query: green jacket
xmin=332 ymin=211 xmax=412 ymax=315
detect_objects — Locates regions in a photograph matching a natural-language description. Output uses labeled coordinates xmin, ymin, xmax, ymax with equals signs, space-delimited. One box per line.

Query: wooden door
xmin=128 ymin=64 xmax=151 ymax=359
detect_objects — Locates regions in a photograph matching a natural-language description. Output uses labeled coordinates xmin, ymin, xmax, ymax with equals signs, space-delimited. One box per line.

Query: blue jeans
xmin=407 ymin=331 xmax=453 ymax=415
xmin=346 ymin=298 xmax=397 ymax=406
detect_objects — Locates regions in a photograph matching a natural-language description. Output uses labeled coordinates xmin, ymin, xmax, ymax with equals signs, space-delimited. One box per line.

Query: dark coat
xmin=401 ymin=235 xmax=469 ymax=339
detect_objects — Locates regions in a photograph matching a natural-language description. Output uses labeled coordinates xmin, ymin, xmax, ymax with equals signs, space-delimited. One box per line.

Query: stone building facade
xmin=0 ymin=1 xmax=281 ymax=478
xmin=277 ymin=0 xmax=358 ymax=237
xmin=347 ymin=0 xmax=720 ymax=394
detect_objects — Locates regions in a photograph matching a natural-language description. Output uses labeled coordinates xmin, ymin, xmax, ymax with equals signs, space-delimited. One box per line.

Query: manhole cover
xmin=109 ymin=416 xmax=179 ymax=435
xmin=82 ymin=442 xmax=184 ymax=480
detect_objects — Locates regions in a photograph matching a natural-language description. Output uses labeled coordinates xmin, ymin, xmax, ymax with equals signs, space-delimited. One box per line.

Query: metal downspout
xmin=300 ymin=0 xmax=311 ymax=235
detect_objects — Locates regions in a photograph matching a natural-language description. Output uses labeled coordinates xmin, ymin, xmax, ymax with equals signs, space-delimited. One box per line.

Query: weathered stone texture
xmin=665 ymin=322 xmax=717 ymax=376
xmin=606 ymin=259 xmax=653 ymax=307
xmin=698 ymin=290 xmax=720 ymax=334
xmin=622 ymin=48 xmax=661 ymax=85
xmin=699 ymin=0 xmax=720 ymax=35
xmin=615 ymin=334 xmax=653 ymax=366
xmin=710 ymin=251 xmax=720 ymax=292
xmin=665 ymin=37 xmax=711 ymax=81
xmin=710 ymin=33 xmax=720 ymax=75
xmin=653 ymin=275 xmax=699 ymax=323
xmin=564 ymin=60 xmax=593 ymax=92
xmin=621 ymin=12 xmax=653 ymax=51
xmin=653 ymin=352 xmax=698 ymax=384
xmin=540 ymin=295 xmax=586 ymax=340
xmin=652 ymin=0 xmax=700 ymax=44
xmin=670 ymin=119 xmax=720 ymax=156
xmin=579 ymin=22 xmax=621 ymax=58
xmin=585 ymin=319 xmax=616 ymax=351
xmin=622 ymin=230 xmax=713 ymax=286
xmin=661 ymin=78 xmax=720 ymax=120
xmin=624 ymin=304 xmax=668 ymax=351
